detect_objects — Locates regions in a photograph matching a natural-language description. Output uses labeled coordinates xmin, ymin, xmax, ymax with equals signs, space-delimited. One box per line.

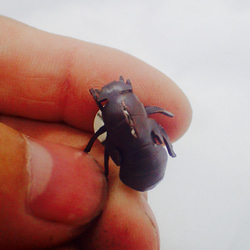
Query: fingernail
xmin=26 ymin=139 xmax=106 ymax=224
xmin=27 ymin=140 xmax=53 ymax=207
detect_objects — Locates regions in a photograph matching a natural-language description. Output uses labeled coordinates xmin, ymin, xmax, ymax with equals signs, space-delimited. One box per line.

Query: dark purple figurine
xmin=84 ymin=76 xmax=176 ymax=191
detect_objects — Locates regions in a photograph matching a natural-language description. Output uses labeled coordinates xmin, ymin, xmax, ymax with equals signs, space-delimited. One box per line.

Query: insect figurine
xmin=84 ymin=76 xmax=176 ymax=191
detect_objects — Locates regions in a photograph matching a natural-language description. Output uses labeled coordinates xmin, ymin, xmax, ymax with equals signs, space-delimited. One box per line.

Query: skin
xmin=0 ymin=16 xmax=192 ymax=249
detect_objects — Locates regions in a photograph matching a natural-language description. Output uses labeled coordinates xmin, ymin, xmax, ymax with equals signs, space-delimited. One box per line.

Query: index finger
xmin=0 ymin=16 xmax=192 ymax=141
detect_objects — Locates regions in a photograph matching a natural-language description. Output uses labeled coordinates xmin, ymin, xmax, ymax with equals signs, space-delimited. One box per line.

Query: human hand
xmin=0 ymin=16 xmax=192 ymax=249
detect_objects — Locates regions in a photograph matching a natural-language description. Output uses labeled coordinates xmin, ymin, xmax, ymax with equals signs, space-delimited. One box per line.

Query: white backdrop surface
xmin=1 ymin=1 xmax=250 ymax=249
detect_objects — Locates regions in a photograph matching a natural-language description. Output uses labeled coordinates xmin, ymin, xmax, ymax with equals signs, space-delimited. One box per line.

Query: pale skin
xmin=0 ymin=16 xmax=192 ymax=249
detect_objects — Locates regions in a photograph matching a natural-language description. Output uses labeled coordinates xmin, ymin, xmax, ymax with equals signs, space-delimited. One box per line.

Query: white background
xmin=1 ymin=1 xmax=250 ymax=249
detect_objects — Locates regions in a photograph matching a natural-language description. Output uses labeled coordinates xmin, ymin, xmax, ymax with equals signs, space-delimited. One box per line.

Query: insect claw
xmin=119 ymin=75 xmax=124 ymax=82
xmin=163 ymin=135 xmax=176 ymax=158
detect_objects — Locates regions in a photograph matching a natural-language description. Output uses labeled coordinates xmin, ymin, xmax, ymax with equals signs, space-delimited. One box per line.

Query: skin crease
xmin=0 ymin=16 xmax=192 ymax=249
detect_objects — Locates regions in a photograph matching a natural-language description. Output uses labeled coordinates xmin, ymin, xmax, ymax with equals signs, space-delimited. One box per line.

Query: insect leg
xmin=84 ymin=125 xmax=106 ymax=152
xmin=150 ymin=120 xmax=176 ymax=157
xmin=159 ymin=126 xmax=176 ymax=158
xmin=145 ymin=106 xmax=174 ymax=117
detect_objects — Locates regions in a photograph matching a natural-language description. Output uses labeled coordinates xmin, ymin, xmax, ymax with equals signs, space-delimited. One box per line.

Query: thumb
xmin=0 ymin=123 xmax=106 ymax=249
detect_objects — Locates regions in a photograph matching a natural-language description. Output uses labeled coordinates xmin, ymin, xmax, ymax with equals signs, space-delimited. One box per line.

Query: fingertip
xmin=0 ymin=17 xmax=192 ymax=142
xmin=0 ymin=123 xmax=106 ymax=248
xmin=27 ymin=139 xmax=107 ymax=225
xmin=130 ymin=72 xmax=193 ymax=142
xmin=80 ymin=177 xmax=160 ymax=249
